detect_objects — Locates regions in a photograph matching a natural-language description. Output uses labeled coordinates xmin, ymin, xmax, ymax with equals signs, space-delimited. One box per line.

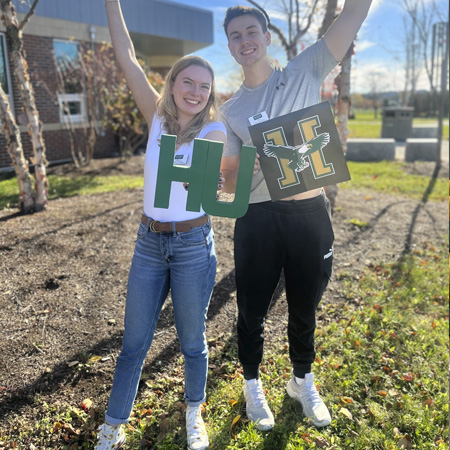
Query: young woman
xmin=96 ymin=1 xmax=226 ymax=449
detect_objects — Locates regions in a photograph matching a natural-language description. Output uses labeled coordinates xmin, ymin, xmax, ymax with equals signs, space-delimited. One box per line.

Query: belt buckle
xmin=149 ymin=220 xmax=160 ymax=233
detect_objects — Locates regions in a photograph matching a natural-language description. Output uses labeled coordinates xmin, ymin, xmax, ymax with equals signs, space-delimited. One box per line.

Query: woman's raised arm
xmin=105 ymin=0 xmax=159 ymax=126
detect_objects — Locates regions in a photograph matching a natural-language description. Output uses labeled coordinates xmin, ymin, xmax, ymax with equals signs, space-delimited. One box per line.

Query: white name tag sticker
xmin=173 ymin=153 xmax=189 ymax=165
xmin=248 ymin=111 xmax=269 ymax=126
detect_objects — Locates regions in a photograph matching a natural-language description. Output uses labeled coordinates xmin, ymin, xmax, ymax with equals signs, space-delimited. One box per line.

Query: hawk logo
xmin=264 ymin=132 xmax=330 ymax=173
xmin=262 ymin=115 xmax=335 ymax=189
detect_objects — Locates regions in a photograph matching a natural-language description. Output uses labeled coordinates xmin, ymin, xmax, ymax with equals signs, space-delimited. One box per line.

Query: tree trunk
xmin=335 ymin=44 xmax=354 ymax=156
xmin=1 ymin=0 xmax=48 ymax=211
xmin=319 ymin=0 xmax=338 ymax=37
xmin=0 ymin=85 xmax=35 ymax=212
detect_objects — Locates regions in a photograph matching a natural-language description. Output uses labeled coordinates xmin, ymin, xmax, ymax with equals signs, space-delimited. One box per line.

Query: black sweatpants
xmin=234 ymin=190 xmax=334 ymax=380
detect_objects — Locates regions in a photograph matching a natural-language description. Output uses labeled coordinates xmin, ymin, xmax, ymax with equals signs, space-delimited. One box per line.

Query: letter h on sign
xmin=153 ymin=135 xmax=256 ymax=219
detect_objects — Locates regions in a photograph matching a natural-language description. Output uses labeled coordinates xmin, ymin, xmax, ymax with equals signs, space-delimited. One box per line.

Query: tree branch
xmin=246 ymin=0 xmax=291 ymax=53
xmin=19 ymin=0 xmax=39 ymax=32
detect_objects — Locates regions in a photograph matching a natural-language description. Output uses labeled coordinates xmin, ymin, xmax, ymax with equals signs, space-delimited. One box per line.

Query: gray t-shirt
xmin=220 ymin=39 xmax=338 ymax=204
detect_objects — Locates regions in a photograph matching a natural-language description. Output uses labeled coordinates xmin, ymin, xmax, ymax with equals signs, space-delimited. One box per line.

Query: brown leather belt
xmin=141 ymin=214 xmax=209 ymax=233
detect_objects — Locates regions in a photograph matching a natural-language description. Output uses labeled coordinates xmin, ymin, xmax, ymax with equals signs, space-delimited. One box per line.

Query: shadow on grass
xmin=342 ymin=161 xmax=444 ymax=251
xmin=259 ymin=396 xmax=305 ymax=450
xmin=208 ymin=378 xmax=310 ymax=450
xmin=386 ymin=162 xmax=444 ymax=287
xmin=0 ymin=268 xmax=239 ymax=424
xmin=400 ymin=161 xmax=442 ymax=257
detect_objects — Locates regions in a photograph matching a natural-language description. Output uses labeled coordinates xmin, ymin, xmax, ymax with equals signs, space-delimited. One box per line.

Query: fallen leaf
xmin=212 ymin=363 xmax=228 ymax=375
xmin=398 ymin=435 xmax=412 ymax=449
xmin=231 ymin=414 xmax=241 ymax=430
xmin=377 ymin=391 xmax=388 ymax=397
xmin=339 ymin=407 xmax=353 ymax=420
xmin=87 ymin=355 xmax=102 ymax=363
xmin=63 ymin=423 xmax=76 ymax=434
xmin=52 ymin=422 xmax=63 ymax=433
xmin=314 ymin=436 xmax=329 ymax=448
xmin=401 ymin=374 xmax=414 ymax=382
xmin=79 ymin=398 xmax=93 ymax=410
xmin=157 ymin=418 xmax=170 ymax=442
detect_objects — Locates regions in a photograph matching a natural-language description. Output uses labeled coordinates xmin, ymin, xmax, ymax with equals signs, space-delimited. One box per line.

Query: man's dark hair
xmin=223 ymin=6 xmax=268 ymax=38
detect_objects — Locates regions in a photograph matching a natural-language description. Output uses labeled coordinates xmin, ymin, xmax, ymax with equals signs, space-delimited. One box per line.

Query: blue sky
xmin=172 ymin=0 xmax=449 ymax=94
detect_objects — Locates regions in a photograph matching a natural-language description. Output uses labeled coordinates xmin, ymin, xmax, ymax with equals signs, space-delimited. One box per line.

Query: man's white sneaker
xmin=243 ymin=378 xmax=275 ymax=431
xmin=286 ymin=373 xmax=331 ymax=427
xmin=186 ymin=405 xmax=209 ymax=450
xmin=94 ymin=423 xmax=125 ymax=449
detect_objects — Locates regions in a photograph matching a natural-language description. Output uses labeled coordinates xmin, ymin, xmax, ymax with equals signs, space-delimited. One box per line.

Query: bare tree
xmin=400 ymin=0 xmax=444 ymax=112
xmin=0 ymin=0 xmax=48 ymax=212
xmin=246 ymin=0 xmax=321 ymax=60
xmin=401 ymin=3 xmax=422 ymax=106
xmin=367 ymin=72 xmax=387 ymax=118
xmin=0 ymin=84 xmax=34 ymax=211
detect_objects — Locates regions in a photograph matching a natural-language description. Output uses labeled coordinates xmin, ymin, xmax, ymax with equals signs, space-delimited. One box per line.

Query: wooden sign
xmin=249 ymin=102 xmax=350 ymax=201
xmin=154 ymin=134 xmax=256 ymax=219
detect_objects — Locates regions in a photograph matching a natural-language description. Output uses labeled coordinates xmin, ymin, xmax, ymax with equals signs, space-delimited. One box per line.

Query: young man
xmin=220 ymin=1 xmax=373 ymax=430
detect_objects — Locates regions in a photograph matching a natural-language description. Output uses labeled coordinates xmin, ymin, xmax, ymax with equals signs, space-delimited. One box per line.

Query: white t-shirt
xmin=143 ymin=114 xmax=226 ymax=222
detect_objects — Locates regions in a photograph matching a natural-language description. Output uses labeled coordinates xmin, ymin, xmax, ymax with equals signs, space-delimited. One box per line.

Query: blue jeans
xmin=105 ymin=219 xmax=216 ymax=425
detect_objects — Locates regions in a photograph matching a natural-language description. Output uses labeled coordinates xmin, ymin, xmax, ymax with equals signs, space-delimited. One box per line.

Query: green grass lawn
xmin=348 ymin=109 xmax=449 ymax=140
xmin=0 ymin=174 xmax=144 ymax=210
xmin=342 ymin=161 xmax=448 ymax=201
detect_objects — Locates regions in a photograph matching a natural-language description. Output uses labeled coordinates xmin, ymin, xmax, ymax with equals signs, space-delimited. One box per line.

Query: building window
xmin=0 ymin=33 xmax=13 ymax=108
xmin=57 ymin=93 xmax=86 ymax=124
xmin=53 ymin=39 xmax=86 ymax=123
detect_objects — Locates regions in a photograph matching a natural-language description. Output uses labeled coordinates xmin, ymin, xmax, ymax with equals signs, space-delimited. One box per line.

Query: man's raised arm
xmin=323 ymin=0 xmax=373 ymax=62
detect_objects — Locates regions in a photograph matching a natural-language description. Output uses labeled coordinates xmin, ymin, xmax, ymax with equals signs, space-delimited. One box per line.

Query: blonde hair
xmin=156 ymin=55 xmax=218 ymax=145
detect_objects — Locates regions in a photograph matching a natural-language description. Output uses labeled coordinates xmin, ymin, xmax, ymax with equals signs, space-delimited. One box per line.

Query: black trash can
xmin=381 ymin=107 xmax=414 ymax=141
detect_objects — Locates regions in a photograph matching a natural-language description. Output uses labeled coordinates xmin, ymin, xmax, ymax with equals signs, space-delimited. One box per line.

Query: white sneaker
xmin=94 ymin=423 xmax=125 ymax=449
xmin=286 ymin=373 xmax=331 ymax=427
xmin=186 ymin=405 xmax=209 ymax=450
xmin=243 ymin=378 xmax=275 ymax=431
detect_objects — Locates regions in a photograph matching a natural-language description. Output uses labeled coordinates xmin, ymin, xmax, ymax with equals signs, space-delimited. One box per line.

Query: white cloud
xmin=351 ymin=59 xmax=431 ymax=93
xmin=355 ymin=40 xmax=377 ymax=52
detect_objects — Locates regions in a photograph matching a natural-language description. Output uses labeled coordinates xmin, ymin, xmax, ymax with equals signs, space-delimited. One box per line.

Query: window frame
xmin=57 ymin=92 xmax=87 ymax=125
xmin=53 ymin=38 xmax=87 ymax=124
xmin=0 ymin=32 xmax=15 ymax=115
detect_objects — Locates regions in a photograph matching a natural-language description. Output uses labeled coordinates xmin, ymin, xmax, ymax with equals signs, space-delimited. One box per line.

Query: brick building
xmin=0 ymin=0 xmax=213 ymax=170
